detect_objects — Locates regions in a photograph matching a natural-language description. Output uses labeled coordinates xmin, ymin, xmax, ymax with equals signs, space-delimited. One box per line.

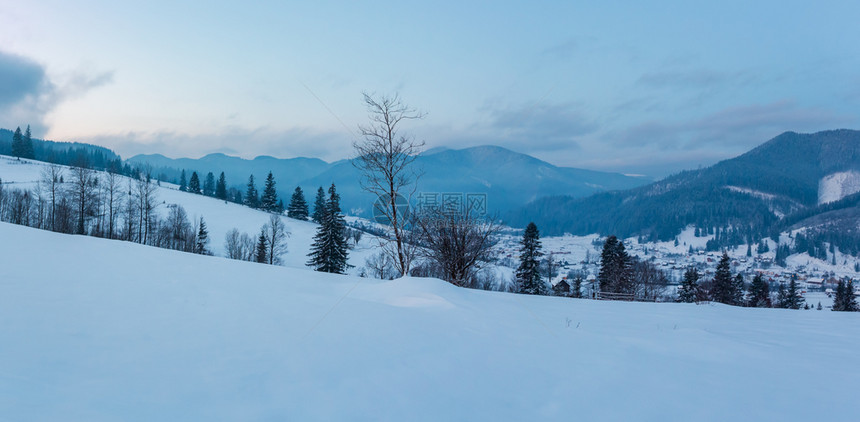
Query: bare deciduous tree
xmin=414 ymin=208 xmax=501 ymax=287
xmin=353 ymin=92 xmax=425 ymax=277
xmin=166 ymin=204 xmax=193 ymax=252
xmin=40 ymin=164 xmax=63 ymax=231
xmin=632 ymin=259 xmax=670 ymax=301
xmin=264 ymin=214 xmax=290 ymax=265
xmin=70 ymin=166 xmax=98 ymax=235
xmin=103 ymin=171 xmax=123 ymax=239
xmin=224 ymin=228 xmax=256 ymax=261
xmin=364 ymin=251 xmax=396 ymax=280
xmin=135 ymin=171 xmax=158 ymax=244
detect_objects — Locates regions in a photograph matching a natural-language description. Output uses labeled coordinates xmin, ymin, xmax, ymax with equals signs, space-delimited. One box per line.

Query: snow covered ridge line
xmin=1 ymin=221 xmax=859 ymax=421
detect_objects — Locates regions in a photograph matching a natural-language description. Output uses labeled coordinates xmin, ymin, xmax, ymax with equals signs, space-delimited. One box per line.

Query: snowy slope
xmin=0 ymin=155 xmax=380 ymax=272
xmin=1 ymin=222 xmax=857 ymax=421
xmin=818 ymin=170 xmax=860 ymax=204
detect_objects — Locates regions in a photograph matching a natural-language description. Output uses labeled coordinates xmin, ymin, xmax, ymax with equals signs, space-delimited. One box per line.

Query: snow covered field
xmin=1 ymin=222 xmax=858 ymax=421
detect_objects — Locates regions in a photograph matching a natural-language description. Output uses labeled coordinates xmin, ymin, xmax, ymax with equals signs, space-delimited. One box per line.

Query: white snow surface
xmin=818 ymin=170 xmax=860 ymax=205
xmin=1 ymin=222 xmax=858 ymax=421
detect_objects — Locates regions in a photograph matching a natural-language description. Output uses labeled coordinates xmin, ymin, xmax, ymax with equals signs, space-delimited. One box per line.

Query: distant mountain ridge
xmin=509 ymin=129 xmax=860 ymax=245
xmin=129 ymin=145 xmax=650 ymax=216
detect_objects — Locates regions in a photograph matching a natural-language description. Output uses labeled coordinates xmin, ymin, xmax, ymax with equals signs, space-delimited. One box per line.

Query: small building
xmin=553 ymin=279 xmax=571 ymax=297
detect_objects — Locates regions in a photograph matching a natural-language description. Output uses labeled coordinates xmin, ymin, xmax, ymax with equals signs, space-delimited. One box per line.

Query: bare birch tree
xmin=40 ymin=164 xmax=63 ymax=231
xmin=103 ymin=171 xmax=123 ymax=239
xmin=353 ymin=92 xmax=425 ymax=277
xmin=70 ymin=165 xmax=97 ymax=235
xmin=135 ymin=170 xmax=158 ymax=244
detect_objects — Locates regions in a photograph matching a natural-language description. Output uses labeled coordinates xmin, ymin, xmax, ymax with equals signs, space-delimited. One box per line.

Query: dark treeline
xmin=0 ymin=127 xmax=131 ymax=174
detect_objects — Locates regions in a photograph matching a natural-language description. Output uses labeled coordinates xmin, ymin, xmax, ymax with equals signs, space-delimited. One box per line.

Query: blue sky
xmin=1 ymin=0 xmax=858 ymax=176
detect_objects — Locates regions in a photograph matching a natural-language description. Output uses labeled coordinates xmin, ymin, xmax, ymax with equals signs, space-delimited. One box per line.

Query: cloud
xmin=636 ymin=69 xmax=752 ymax=89
xmin=0 ymin=50 xmax=112 ymax=134
xmin=0 ymin=51 xmax=49 ymax=109
xmin=481 ymin=102 xmax=597 ymax=152
xmin=595 ymin=99 xmax=853 ymax=176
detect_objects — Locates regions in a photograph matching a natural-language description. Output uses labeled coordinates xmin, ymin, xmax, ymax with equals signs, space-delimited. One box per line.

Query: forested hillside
xmin=509 ymin=130 xmax=860 ymax=253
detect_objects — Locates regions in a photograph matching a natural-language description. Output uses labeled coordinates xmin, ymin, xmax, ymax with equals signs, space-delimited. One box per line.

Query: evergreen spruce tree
xmin=598 ymin=235 xmax=633 ymax=294
xmin=188 ymin=172 xmax=201 ymax=194
xmin=732 ymin=274 xmax=746 ymax=306
xmin=516 ymin=222 xmax=545 ymax=295
xmin=276 ymin=199 xmax=285 ymax=214
xmin=572 ymin=275 xmax=583 ymax=299
xmin=833 ymin=280 xmax=846 ymax=311
xmin=195 ymin=218 xmax=210 ymax=255
xmin=179 ymin=170 xmax=188 ymax=192
xmin=244 ymin=175 xmax=259 ymax=208
xmin=846 ymin=280 xmax=859 ymax=311
xmin=312 ymin=186 xmax=327 ymax=224
xmin=785 ymin=277 xmax=804 ymax=309
xmin=710 ymin=251 xmax=735 ymax=304
xmin=10 ymin=127 xmax=24 ymax=158
xmin=203 ymin=172 xmax=216 ymax=196
xmin=255 ymin=229 xmax=268 ymax=263
xmin=22 ymin=125 xmax=34 ymax=159
xmin=748 ymin=273 xmax=771 ymax=307
xmin=834 ymin=280 xmax=858 ymax=312
xmin=678 ymin=267 xmax=700 ymax=303
xmin=260 ymin=171 xmax=279 ymax=212
xmin=775 ymin=282 xmax=788 ymax=309
xmin=215 ymin=172 xmax=227 ymax=200
xmin=287 ymin=186 xmax=309 ymax=220
xmin=307 ymin=184 xmax=350 ymax=274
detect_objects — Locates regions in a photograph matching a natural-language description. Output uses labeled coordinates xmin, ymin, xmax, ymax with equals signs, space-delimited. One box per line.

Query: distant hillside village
xmin=494 ymin=227 xmax=859 ymax=308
